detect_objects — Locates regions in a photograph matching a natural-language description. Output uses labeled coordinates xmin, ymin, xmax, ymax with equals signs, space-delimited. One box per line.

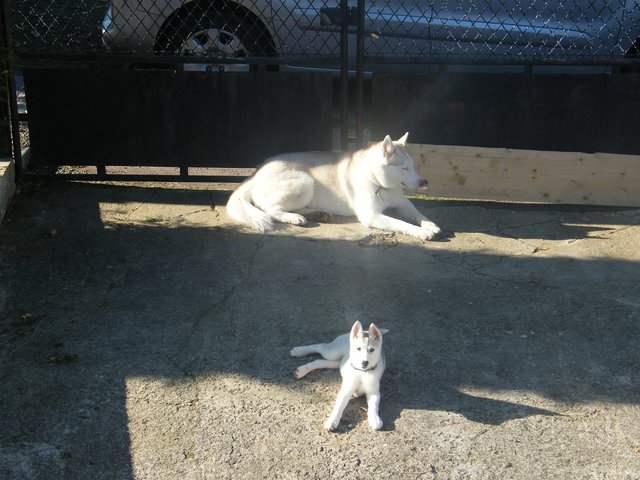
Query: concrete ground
xmin=1 ymin=181 xmax=639 ymax=480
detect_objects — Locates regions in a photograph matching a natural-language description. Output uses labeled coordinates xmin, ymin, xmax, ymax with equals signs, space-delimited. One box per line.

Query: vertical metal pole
xmin=0 ymin=0 xmax=22 ymax=179
xmin=355 ymin=0 xmax=365 ymax=148
xmin=0 ymin=0 xmax=9 ymax=157
xmin=339 ymin=0 xmax=349 ymax=151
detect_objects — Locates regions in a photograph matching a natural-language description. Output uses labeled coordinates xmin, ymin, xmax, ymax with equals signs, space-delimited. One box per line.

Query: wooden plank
xmin=410 ymin=144 xmax=640 ymax=207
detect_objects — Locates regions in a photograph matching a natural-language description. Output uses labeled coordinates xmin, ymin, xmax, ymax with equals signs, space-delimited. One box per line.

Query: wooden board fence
xmin=410 ymin=144 xmax=640 ymax=207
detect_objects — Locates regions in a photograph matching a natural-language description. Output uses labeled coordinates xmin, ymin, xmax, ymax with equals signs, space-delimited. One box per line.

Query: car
xmin=101 ymin=0 xmax=640 ymax=72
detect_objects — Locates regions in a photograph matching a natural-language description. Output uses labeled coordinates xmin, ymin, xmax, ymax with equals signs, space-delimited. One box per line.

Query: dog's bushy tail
xmin=226 ymin=178 xmax=274 ymax=232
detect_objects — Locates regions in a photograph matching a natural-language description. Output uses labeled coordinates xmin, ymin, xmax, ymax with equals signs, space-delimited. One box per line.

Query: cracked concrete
xmin=1 ymin=182 xmax=639 ymax=480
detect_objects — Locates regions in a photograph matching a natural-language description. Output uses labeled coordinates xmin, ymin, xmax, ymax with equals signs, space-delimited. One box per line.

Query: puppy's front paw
xmin=368 ymin=415 xmax=383 ymax=431
xmin=324 ymin=418 xmax=340 ymax=432
xmin=293 ymin=366 xmax=308 ymax=379
xmin=289 ymin=347 xmax=305 ymax=357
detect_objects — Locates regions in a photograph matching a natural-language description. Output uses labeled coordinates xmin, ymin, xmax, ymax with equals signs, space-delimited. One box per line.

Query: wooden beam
xmin=410 ymin=144 xmax=640 ymax=207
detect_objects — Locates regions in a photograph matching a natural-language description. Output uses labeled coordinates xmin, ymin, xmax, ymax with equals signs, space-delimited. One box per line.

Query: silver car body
xmin=102 ymin=1 xmax=640 ymax=64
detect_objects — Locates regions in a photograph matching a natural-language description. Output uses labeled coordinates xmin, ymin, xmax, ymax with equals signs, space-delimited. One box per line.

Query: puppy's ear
xmin=350 ymin=321 xmax=363 ymax=339
xmin=382 ymin=135 xmax=395 ymax=157
xmin=368 ymin=323 xmax=382 ymax=341
xmin=397 ymin=132 xmax=409 ymax=146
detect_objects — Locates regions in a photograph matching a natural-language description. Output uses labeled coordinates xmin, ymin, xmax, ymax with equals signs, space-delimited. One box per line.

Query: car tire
xmin=155 ymin=3 xmax=277 ymax=71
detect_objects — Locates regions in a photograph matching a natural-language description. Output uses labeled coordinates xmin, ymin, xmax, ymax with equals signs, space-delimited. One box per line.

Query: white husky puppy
xmin=226 ymin=133 xmax=441 ymax=240
xmin=291 ymin=321 xmax=388 ymax=431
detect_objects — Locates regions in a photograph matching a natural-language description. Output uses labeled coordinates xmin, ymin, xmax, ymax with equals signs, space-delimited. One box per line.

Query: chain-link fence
xmin=12 ymin=0 xmax=110 ymax=56
xmin=11 ymin=0 xmax=345 ymax=66
xmin=363 ymin=0 xmax=640 ymax=64
xmin=10 ymin=1 xmax=640 ymax=67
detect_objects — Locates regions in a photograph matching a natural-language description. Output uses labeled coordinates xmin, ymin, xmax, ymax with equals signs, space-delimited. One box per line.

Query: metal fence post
xmin=340 ymin=0 xmax=349 ymax=151
xmin=355 ymin=0 xmax=365 ymax=149
xmin=0 ymin=0 xmax=11 ymax=156
xmin=0 ymin=0 xmax=22 ymax=180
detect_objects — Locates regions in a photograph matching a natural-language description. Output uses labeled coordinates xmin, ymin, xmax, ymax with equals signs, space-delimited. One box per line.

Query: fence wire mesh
xmin=364 ymin=0 xmax=640 ymax=63
xmin=10 ymin=1 xmax=640 ymax=65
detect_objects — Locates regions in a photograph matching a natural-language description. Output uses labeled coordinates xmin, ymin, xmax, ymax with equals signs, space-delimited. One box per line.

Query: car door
xmin=362 ymin=0 xmax=431 ymax=61
xmin=427 ymin=0 xmax=627 ymax=60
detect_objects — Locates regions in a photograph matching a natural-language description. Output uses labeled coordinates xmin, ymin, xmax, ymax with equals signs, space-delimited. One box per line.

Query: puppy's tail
xmin=226 ymin=178 xmax=274 ymax=232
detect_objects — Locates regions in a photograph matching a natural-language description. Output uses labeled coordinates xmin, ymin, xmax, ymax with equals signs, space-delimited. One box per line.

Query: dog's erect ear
xmin=368 ymin=323 xmax=382 ymax=341
xmin=351 ymin=321 xmax=363 ymax=339
xmin=397 ymin=132 xmax=409 ymax=146
xmin=382 ymin=135 xmax=395 ymax=157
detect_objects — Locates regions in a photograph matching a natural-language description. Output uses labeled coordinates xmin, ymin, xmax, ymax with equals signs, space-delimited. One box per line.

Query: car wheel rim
xmin=180 ymin=28 xmax=250 ymax=72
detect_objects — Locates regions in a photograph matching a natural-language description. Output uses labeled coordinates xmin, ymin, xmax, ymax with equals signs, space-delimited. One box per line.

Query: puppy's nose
xmin=419 ymin=178 xmax=428 ymax=188
xmin=361 ymin=360 xmax=369 ymax=369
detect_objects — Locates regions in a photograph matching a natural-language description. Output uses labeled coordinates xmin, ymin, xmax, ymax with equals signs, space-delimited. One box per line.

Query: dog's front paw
xmin=420 ymin=220 xmax=441 ymax=240
xmin=281 ymin=213 xmax=307 ymax=226
xmin=324 ymin=417 xmax=340 ymax=432
xmin=417 ymin=230 xmax=434 ymax=241
xmin=368 ymin=415 xmax=383 ymax=431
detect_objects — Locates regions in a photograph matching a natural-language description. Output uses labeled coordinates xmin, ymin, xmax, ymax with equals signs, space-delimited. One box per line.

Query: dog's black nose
xmin=420 ymin=178 xmax=428 ymax=188
xmin=361 ymin=360 xmax=369 ymax=368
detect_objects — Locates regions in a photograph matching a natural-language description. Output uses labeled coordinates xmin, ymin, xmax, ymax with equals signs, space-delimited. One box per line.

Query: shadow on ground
xmin=1 ymin=183 xmax=638 ymax=478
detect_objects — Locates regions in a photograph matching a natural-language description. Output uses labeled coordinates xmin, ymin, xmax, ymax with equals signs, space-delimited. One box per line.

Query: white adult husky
xmin=226 ymin=133 xmax=441 ymax=240
xmin=291 ymin=321 xmax=388 ymax=431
